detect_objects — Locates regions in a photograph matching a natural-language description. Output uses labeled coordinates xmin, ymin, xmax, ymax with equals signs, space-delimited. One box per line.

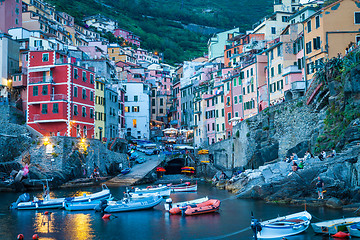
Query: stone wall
xmin=206 ymin=97 xmax=323 ymax=171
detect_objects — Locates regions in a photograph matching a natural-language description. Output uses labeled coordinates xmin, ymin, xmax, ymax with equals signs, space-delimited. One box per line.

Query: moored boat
xmin=348 ymin=223 xmax=360 ymax=237
xmin=134 ymin=185 xmax=169 ymax=194
xmin=103 ymin=195 xmax=163 ymax=213
xmin=129 ymin=188 xmax=171 ymax=199
xmin=165 ymin=197 xmax=209 ymax=214
xmin=64 ymin=196 xmax=113 ymax=211
xmin=312 ymin=216 xmax=360 ymax=235
xmin=254 ymin=211 xmax=312 ymax=239
xmin=182 ymin=199 xmax=220 ymax=216
xmin=169 ymin=182 xmax=197 ymax=192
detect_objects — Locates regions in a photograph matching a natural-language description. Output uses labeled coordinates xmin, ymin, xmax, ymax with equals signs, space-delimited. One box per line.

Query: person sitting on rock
xmin=303 ymin=151 xmax=311 ymax=161
xmin=327 ymin=148 xmax=336 ymax=158
xmin=316 ymin=176 xmax=324 ymax=199
xmin=292 ymin=153 xmax=299 ymax=161
xmin=318 ymin=151 xmax=326 ymax=161
xmin=291 ymin=161 xmax=298 ymax=172
xmin=297 ymin=160 xmax=304 ymax=170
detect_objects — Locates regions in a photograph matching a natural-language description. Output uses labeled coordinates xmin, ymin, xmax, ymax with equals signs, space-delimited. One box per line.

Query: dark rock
xmin=326 ymin=197 xmax=342 ymax=209
xmin=286 ymin=141 xmax=309 ymax=158
xmin=344 ymin=126 xmax=360 ymax=143
xmin=344 ymin=64 xmax=360 ymax=94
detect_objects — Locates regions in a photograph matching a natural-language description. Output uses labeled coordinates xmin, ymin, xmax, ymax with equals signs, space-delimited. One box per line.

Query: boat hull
xmin=257 ymin=211 xmax=312 ymax=239
xmin=165 ymin=197 xmax=209 ymax=213
xmin=104 ymin=196 xmax=163 ymax=213
xmin=184 ymin=199 xmax=221 ymax=216
xmin=312 ymin=217 xmax=360 ymax=235
xmin=347 ymin=223 xmax=360 ymax=237
xmin=134 ymin=185 xmax=169 ymax=194
xmin=171 ymin=184 xmax=197 ymax=192
xmin=130 ymin=189 xmax=171 ymax=199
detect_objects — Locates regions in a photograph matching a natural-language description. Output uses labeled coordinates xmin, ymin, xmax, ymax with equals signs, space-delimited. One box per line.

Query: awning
xmin=28 ymin=66 xmax=52 ymax=73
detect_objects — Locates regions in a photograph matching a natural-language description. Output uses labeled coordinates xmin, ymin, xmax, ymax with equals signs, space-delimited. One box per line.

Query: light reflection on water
xmin=0 ymin=183 xmax=354 ymax=240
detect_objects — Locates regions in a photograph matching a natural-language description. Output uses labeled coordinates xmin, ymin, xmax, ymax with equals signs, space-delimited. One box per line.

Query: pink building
xmin=114 ymin=28 xmax=141 ymax=47
xmin=0 ymin=0 xmax=22 ymax=33
xmin=204 ymin=94 xmax=216 ymax=145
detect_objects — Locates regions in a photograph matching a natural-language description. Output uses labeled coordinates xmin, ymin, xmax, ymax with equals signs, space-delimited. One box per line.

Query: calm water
xmin=0 ymin=182 xmax=352 ymax=240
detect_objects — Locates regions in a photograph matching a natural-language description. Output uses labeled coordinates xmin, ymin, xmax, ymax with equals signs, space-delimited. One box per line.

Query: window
xmin=96 ymin=82 xmax=99 ymax=89
xmin=278 ymin=64 xmax=282 ymax=74
xmin=42 ymin=53 xmax=49 ymax=62
xmin=306 ymin=41 xmax=312 ymax=54
xmin=234 ymin=96 xmax=238 ymax=104
xmin=226 ymin=96 xmax=230 ymax=106
xmin=216 ymin=124 xmax=219 ymax=132
xmin=277 ymin=45 xmax=282 ymax=57
xmin=315 ymin=16 xmax=320 ymax=28
xmin=82 ymin=89 xmax=86 ymax=99
xmin=74 ymin=68 xmax=78 ymax=79
xmin=33 ymin=86 xmax=38 ymax=96
xmin=132 ymin=106 xmax=140 ymax=112
xmin=271 ymin=27 xmax=276 ymax=34
xmin=221 ymin=95 xmax=224 ymax=103
xmin=134 ymin=95 xmax=138 ymax=102
xmin=152 ymin=99 xmax=155 ymax=106
xmin=90 ymin=74 xmax=94 ymax=84
xmin=82 ymin=71 xmax=87 ymax=82
xmin=133 ymin=119 xmax=137 ymax=128
xmin=74 ymin=105 xmax=78 ymax=116
xmin=233 ymin=78 xmax=237 ymax=87
xmin=90 ymin=91 xmax=94 ymax=101
xmin=227 ymin=112 xmax=231 ymax=122
xmin=282 ymin=16 xmax=288 ymax=22
xmin=124 ymin=96 xmax=128 ymax=102
xmin=125 ymin=106 xmax=129 ymax=112
xmin=226 ymin=82 xmax=230 ymax=90
xmin=235 ymin=112 xmax=239 ymax=117
xmin=160 ymin=98 xmax=163 ymax=106
xmin=271 ymin=67 xmax=274 ymax=77
xmin=250 ymin=68 xmax=253 ymax=76
xmin=152 ymin=109 xmax=155 ymax=114
xmin=82 ymin=107 xmax=86 ymax=117
xmin=313 ymin=37 xmax=321 ymax=50
xmin=355 ymin=12 xmax=360 ymax=24
xmin=159 ymin=108 xmax=163 ymax=114
xmin=221 ymin=109 xmax=224 ymax=117
xmin=307 ymin=20 xmax=312 ymax=33
xmin=90 ymin=108 xmax=94 ymax=118
xmin=41 ymin=104 xmax=47 ymax=114
xmin=52 ymin=103 xmax=58 ymax=113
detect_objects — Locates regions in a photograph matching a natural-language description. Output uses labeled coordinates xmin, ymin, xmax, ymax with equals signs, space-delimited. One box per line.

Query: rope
xmin=193 ymin=227 xmax=251 ymax=240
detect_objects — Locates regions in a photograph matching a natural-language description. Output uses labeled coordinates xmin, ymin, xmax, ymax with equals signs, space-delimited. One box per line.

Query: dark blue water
xmin=0 ymin=183 xmax=352 ymax=240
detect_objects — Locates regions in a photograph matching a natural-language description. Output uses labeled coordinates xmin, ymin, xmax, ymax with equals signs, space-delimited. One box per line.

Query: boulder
xmin=326 ymin=197 xmax=342 ymax=209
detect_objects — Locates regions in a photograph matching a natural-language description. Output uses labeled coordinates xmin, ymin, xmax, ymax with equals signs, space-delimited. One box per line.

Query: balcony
xmin=283 ymin=65 xmax=301 ymax=76
xmin=28 ymin=76 xmax=54 ymax=84
xmin=12 ymin=74 xmax=27 ymax=88
xmin=291 ymin=81 xmax=305 ymax=91
xmin=31 ymin=113 xmax=67 ymax=123
xmin=51 ymin=94 xmax=67 ymax=101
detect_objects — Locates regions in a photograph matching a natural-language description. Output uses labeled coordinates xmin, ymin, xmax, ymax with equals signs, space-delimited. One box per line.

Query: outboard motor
xmin=179 ymin=203 xmax=188 ymax=216
xmin=251 ymin=217 xmax=262 ymax=240
xmin=10 ymin=193 xmax=30 ymax=209
xmin=165 ymin=198 xmax=173 ymax=211
xmin=94 ymin=199 xmax=108 ymax=212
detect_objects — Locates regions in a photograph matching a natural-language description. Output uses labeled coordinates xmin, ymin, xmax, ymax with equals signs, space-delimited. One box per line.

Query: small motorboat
xmin=348 ymin=223 xmax=360 ymax=237
xmin=129 ymin=189 xmax=171 ymax=199
xmin=64 ymin=196 xmax=113 ymax=211
xmin=121 ymin=168 xmax=131 ymax=175
xmin=134 ymin=184 xmax=169 ymax=194
xmin=165 ymin=197 xmax=209 ymax=214
xmin=10 ymin=182 xmax=111 ymax=210
xmin=169 ymin=182 xmax=197 ymax=192
xmin=253 ymin=211 xmax=312 ymax=239
xmin=312 ymin=216 xmax=360 ymax=234
xmin=103 ymin=195 xmax=163 ymax=213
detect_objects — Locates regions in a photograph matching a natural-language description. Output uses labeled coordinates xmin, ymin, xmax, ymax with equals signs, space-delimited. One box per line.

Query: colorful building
xmin=0 ymin=0 xmax=22 ymax=33
xmin=27 ymin=50 xmax=95 ymax=138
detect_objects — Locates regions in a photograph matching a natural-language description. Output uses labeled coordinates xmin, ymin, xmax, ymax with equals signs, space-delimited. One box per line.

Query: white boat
xmin=347 ymin=223 xmax=360 ymax=237
xmin=170 ymin=182 xmax=197 ymax=192
xmin=11 ymin=183 xmax=111 ymax=210
xmin=164 ymin=197 xmax=209 ymax=211
xmin=254 ymin=211 xmax=312 ymax=239
xmin=134 ymin=185 xmax=169 ymax=194
xmin=129 ymin=188 xmax=171 ymax=199
xmin=104 ymin=195 xmax=163 ymax=213
xmin=64 ymin=196 xmax=113 ymax=211
xmin=312 ymin=216 xmax=360 ymax=234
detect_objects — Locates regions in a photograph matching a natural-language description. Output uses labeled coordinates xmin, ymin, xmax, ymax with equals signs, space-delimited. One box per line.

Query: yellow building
xmin=95 ymin=78 xmax=106 ymax=141
xmin=303 ymin=0 xmax=360 ymax=82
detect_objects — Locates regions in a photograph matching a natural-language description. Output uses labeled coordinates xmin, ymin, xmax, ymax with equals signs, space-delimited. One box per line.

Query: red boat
xmin=183 ymin=199 xmax=221 ymax=216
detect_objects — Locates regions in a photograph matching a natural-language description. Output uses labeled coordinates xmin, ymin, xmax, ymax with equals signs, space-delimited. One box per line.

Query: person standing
xmin=316 ymin=176 xmax=324 ymax=199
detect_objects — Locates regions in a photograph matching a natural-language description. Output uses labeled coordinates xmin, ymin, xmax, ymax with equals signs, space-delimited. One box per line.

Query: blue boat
xmin=64 ymin=196 xmax=113 ymax=211
xmin=121 ymin=168 xmax=131 ymax=175
xmin=103 ymin=195 xmax=162 ymax=213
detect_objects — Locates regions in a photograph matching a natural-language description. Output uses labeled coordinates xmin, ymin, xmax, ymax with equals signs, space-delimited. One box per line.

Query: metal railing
xmin=51 ymin=94 xmax=67 ymax=101
xmin=28 ymin=76 xmax=53 ymax=84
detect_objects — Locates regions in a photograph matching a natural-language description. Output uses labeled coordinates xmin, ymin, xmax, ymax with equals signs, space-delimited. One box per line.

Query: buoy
xmin=17 ymin=234 xmax=24 ymax=240
xmin=102 ymin=214 xmax=111 ymax=219
xmin=44 ymin=211 xmax=49 ymax=215
xmin=332 ymin=231 xmax=350 ymax=238
xmin=32 ymin=234 xmax=39 ymax=239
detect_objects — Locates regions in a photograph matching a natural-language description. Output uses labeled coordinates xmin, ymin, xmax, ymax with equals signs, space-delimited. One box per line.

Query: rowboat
xmin=347 ymin=223 xmax=360 ymax=237
xmin=164 ymin=196 xmax=209 ymax=213
xmin=184 ymin=199 xmax=220 ymax=216
xmin=104 ymin=195 xmax=163 ymax=213
xmin=11 ymin=184 xmax=111 ymax=210
xmin=255 ymin=211 xmax=312 ymax=239
xmin=169 ymin=182 xmax=197 ymax=192
xmin=134 ymin=185 xmax=169 ymax=194
xmin=129 ymin=188 xmax=171 ymax=199
xmin=312 ymin=216 xmax=360 ymax=234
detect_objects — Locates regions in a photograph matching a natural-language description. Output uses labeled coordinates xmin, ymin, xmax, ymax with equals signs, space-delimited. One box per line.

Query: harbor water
xmin=0 ymin=182 xmax=352 ymax=240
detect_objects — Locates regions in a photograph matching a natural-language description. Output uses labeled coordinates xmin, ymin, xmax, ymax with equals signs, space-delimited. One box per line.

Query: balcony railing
xmin=283 ymin=65 xmax=302 ymax=76
xmin=291 ymin=81 xmax=305 ymax=91
xmin=28 ymin=76 xmax=54 ymax=84
xmin=51 ymin=94 xmax=67 ymax=101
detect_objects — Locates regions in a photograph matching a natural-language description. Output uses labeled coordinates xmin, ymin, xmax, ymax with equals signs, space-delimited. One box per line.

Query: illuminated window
xmin=133 ymin=119 xmax=137 ymax=128
xmin=125 ymin=107 xmax=129 ymax=112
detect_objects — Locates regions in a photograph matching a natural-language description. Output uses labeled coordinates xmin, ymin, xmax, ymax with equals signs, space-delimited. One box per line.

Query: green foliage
xmin=43 ymin=0 xmax=272 ymax=64
xmin=262 ymin=126 xmax=269 ymax=131
xmin=296 ymin=101 xmax=303 ymax=108
xmin=246 ymin=132 xmax=250 ymax=137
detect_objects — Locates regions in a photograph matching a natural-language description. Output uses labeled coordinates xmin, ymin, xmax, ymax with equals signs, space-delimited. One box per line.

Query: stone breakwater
xmin=221 ymin=141 xmax=360 ymax=209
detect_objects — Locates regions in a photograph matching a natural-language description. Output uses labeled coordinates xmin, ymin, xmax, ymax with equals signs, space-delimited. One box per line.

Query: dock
xmin=105 ymin=153 xmax=163 ymax=186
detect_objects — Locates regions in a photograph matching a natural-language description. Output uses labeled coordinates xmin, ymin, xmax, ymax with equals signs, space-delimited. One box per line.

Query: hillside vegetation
xmin=44 ymin=0 xmax=273 ymax=64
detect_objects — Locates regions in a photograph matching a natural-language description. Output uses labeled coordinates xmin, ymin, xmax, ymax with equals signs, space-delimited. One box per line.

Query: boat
xmin=129 ymin=188 xmax=171 ymax=199
xmin=121 ymin=168 xmax=131 ymax=175
xmin=103 ymin=195 xmax=163 ymax=213
xmin=64 ymin=196 xmax=114 ymax=211
xmin=348 ymin=223 xmax=360 ymax=237
xmin=165 ymin=196 xmax=209 ymax=214
xmin=134 ymin=184 xmax=169 ymax=194
xmin=10 ymin=182 xmax=111 ymax=210
xmin=254 ymin=211 xmax=312 ymax=239
xmin=169 ymin=182 xmax=197 ymax=192
xmin=312 ymin=216 xmax=360 ymax=234
xmin=170 ymin=199 xmax=220 ymax=216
